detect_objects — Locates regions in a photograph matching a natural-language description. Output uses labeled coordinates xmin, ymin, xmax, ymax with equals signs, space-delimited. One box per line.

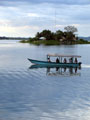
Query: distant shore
xmin=0 ymin=37 xmax=29 ymax=40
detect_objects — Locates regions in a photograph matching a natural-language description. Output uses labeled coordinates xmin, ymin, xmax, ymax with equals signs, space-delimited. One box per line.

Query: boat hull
xmin=28 ymin=58 xmax=81 ymax=68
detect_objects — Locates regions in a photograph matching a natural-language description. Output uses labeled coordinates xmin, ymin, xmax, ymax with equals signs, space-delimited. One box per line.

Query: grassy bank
xmin=76 ymin=39 xmax=90 ymax=44
xmin=20 ymin=39 xmax=61 ymax=45
xmin=20 ymin=39 xmax=90 ymax=45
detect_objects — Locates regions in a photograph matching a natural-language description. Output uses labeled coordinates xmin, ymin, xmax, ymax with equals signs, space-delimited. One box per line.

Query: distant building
xmin=39 ymin=37 xmax=46 ymax=40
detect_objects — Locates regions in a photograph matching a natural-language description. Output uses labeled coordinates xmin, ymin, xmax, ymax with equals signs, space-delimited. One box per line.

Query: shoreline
xmin=20 ymin=39 xmax=90 ymax=46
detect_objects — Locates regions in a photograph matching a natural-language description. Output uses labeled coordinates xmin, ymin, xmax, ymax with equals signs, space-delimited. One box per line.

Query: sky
xmin=0 ymin=0 xmax=90 ymax=37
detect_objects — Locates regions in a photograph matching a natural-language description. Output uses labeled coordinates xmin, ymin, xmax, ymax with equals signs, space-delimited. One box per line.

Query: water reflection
xmin=29 ymin=65 xmax=81 ymax=76
xmin=1 ymin=40 xmax=90 ymax=120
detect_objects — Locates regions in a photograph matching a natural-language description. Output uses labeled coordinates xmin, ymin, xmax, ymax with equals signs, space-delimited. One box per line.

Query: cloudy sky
xmin=0 ymin=0 xmax=90 ymax=37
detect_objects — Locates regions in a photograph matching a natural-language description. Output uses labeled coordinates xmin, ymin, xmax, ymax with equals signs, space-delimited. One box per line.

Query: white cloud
xmin=27 ymin=13 xmax=40 ymax=17
xmin=0 ymin=25 xmax=39 ymax=37
xmin=0 ymin=19 xmax=11 ymax=26
xmin=0 ymin=1 xmax=90 ymax=37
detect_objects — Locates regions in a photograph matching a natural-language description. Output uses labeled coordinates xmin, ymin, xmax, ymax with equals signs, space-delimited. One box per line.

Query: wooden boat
xmin=28 ymin=54 xmax=82 ymax=68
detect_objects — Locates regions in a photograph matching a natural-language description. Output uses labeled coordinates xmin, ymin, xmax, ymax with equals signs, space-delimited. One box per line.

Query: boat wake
xmin=82 ymin=64 xmax=90 ymax=68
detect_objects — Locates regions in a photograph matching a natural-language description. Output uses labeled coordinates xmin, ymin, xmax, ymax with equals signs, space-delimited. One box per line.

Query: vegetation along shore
xmin=20 ymin=26 xmax=90 ymax=45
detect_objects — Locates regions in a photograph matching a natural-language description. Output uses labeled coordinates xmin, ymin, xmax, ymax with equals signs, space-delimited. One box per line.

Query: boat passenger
xmin=69 ymin=58 xmax=73 ymax=63
xmin=48 ymin=58 xmax=51 ymax=62
xmin=74 ymin=58 xmax=78 ymax=63
xmin=56 ymin=58 xmax=59 ymax=63
xmin=63 ymin=58 xmax=67 ymax=63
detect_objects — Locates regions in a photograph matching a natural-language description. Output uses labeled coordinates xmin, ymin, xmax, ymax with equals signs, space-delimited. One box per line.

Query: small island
xmin=20 ymin=26 xmax=90 ymax=45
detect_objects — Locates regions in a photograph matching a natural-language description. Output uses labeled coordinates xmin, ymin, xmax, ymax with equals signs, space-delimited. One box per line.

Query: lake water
xmin=0 ymin=40 xmax=90 ymax=120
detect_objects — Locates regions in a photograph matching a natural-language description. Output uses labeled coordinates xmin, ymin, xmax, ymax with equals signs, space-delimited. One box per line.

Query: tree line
xmin=29 ymin=26 xmax=78 ymax=44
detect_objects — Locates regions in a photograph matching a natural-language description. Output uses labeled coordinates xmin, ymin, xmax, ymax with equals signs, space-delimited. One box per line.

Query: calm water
xmin=0 ymin=40 xmax=90 ymax=120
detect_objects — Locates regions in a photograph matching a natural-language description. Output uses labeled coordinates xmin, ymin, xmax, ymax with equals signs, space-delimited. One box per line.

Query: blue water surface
xmin=0 ymin=40 xmax=90 ymax=120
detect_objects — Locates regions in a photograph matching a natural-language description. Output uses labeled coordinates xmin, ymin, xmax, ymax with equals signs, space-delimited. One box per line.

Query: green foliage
xmin=35 ymin=32 xmax=41 ymax=39
xmin=35 ymin=30 xmax=54 ymax=40
xmin=55 ymin=30 xmax=64 ymax=41
xmin=28 ymin=40 xmax=60 ymax=46
xmin=20 ymin=40 xmax=28 ymax=43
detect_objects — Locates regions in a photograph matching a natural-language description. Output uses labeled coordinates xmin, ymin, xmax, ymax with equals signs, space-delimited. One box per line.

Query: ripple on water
xmin=0 ymin=66 xmax=90 ymax=120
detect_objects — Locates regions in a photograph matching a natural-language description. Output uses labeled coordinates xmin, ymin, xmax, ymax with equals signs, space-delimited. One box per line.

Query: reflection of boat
xmin=29 ymin=64 xmax=81 ymax=69
xmin=47 ymin=68 xmax=81 ymax=76
xmin=28 ymin=54 xmax=82 ymax=68
xmin=29 ymin=65 xmax=81 ymax=76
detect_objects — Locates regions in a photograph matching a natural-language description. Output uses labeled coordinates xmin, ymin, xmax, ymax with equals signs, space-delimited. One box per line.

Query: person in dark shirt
xmin=69 ymin=58 xmax=73 ymax=63
xmin=63 ymin=58 xmax=67 ymax=63
xmin=74 ymin=58 xmax=78 ymax=63
xmin=56 ymin=58 xmax=59 ymax=63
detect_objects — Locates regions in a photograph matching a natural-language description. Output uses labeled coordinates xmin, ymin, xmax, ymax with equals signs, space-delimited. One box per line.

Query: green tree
xmin=35 ymin=32 xmax=41 ymax=39
xmin=55 ymin=30 xmax=64 ymax=41
xmin=40 ymin=30 xmax=53 ymax=40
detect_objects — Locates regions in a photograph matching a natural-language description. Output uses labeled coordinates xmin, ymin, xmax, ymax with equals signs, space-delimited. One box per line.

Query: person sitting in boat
xmin=56 ymin=58 xmax=59 ymax=63
xmin=48 ymin=58 xmax=51 ymax=62
xmin=69 ymin=57 xmax=73 ymax=63
xmin=63 ymin=58 xmax=67 ymax=63
xmin=74 ymin=58 xmax=78 ymax=63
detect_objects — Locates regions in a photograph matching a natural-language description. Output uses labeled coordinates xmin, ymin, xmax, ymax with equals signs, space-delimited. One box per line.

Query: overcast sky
xmin=0 ymin=0 xmax=90 ymax=37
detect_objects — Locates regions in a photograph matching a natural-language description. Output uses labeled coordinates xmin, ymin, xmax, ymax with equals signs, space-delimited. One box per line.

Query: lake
xmin=0 ymin=40 xmax=90 ymax=120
